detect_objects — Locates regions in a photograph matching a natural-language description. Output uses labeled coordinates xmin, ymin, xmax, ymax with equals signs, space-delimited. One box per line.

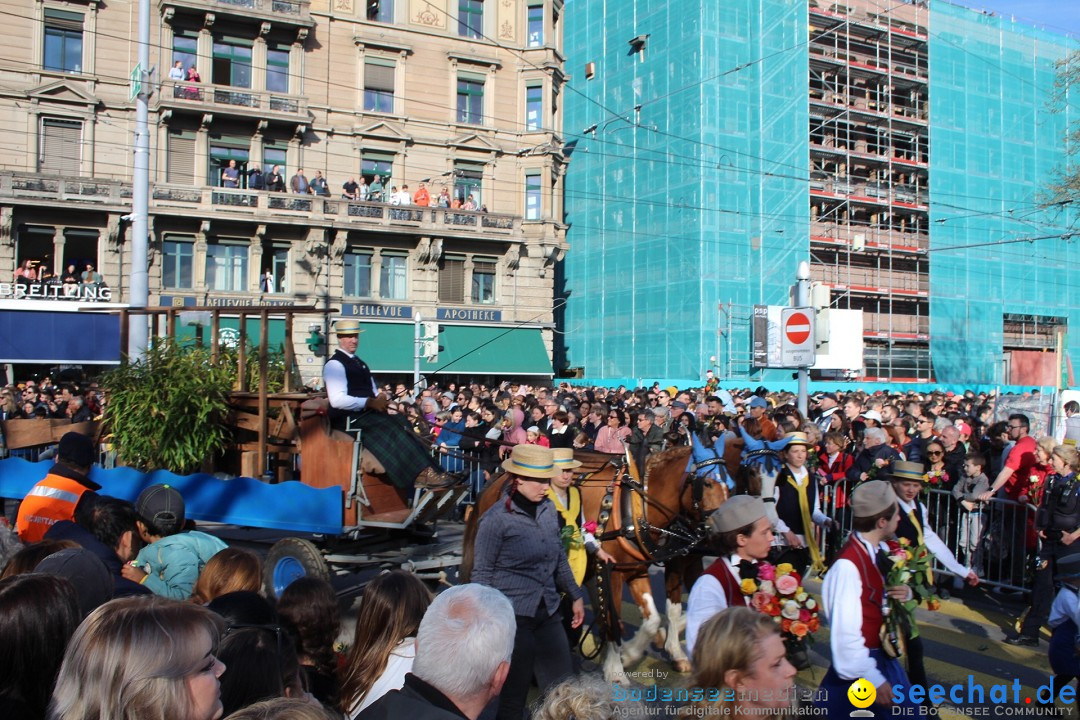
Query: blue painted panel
xmin=0 ymin=458 xmax=344 ymax=535
xmin=0 ymin=310 xmax=121 ymax=363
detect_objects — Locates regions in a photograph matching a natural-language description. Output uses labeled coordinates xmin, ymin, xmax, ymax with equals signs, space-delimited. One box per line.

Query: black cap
xmin=58 ymin=432 xmax=96 ymax=469
xmin=136 ymin=484 xmax=186 ymax=535
xmin=36 ymin=548 xmax=113 ymax=618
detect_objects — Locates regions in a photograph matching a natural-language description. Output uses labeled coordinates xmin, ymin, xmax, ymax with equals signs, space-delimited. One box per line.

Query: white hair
xmin=412 ymin=584 xmax=514 ymax=700
xmin=863 ymin=427 xmax=887 ymax=444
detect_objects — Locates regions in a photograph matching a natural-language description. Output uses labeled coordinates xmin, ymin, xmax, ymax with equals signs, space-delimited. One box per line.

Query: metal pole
xmin=796 ymin=261 xmax=811 ymax=417
xmin=413 ymin=312 xmax=422 ymax=389
xmin=127 ymin=0 xmax=151 ymax=359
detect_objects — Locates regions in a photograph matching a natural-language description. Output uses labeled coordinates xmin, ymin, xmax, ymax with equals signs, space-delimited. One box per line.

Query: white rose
xmin=781 ymin=600 xmax=801 ymax=620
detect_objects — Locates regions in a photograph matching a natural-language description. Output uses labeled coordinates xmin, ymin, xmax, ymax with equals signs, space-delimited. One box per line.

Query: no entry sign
xmin=781 ymin=307 xmax=815 ymax=367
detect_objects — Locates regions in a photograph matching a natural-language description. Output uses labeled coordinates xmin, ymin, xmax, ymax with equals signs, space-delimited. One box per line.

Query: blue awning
xmin=0 ymin=309 xmax=122 ymax=364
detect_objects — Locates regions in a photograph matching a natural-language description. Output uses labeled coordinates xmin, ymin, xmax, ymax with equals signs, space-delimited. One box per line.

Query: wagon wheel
xmin=264 ymin=537 xmax=329 ymax=599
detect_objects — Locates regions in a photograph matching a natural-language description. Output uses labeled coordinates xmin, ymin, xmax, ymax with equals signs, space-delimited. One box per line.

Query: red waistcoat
xmin=703 ymin=557 xmax=751 ymax=608
xmin=835 ymin=537 xmax=884 ymax=649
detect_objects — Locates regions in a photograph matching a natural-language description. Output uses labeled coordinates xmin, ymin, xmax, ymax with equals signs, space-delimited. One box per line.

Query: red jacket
xmin=819 ymin=450 xmax=854 ymax=508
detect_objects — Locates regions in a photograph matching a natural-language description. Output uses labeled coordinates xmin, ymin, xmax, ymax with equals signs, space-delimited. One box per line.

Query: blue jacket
xmin=135 ymin=531 xmax=228 ymax=599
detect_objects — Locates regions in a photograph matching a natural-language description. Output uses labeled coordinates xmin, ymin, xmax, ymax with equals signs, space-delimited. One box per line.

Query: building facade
xmin=0 ymin=0 xmax=567 ymax=381
xmin=561 ymin=0 xmax=1080 ymax=387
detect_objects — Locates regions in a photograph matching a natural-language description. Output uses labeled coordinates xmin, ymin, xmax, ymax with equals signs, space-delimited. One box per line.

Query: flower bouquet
xmin=740 ymin=562 xmax=822 ymax=645
xmin=925 ymin=469 xmax=949 ymax=491
xmin=881 ymin=537 xmax=941 ymax=658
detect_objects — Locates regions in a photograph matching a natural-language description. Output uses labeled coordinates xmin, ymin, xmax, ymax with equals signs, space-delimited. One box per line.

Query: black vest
xmin=328 ymin=349 xmax=374 ymax=418
xmin=895 ymin=501 xmax=924 ymax=545
xmin=776 ymin=466 xmax=817 ymax=535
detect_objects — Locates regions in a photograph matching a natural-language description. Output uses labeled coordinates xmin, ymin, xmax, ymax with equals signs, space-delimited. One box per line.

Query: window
xmin=527 ymin=4 xmax=543 ymax=47
xmin=525 ymin=85 xmax=542 ymax=131
xmin=454 ymin=160 xmax=484 ymax=208
xmin=266 ymin=46 xmax=290 ymax=94
xmin=363 ymin=60 xmax=395 ymax=113
xmin=458 ymin=0 xmax=483 ymax=38
xmin=167 ymin=129 xmax=195 ymax=184
xmin=205 ymin=241 xmax=248 ymax=292
xmin=525 ymin=172 xmax=541 ymax=220
xmin=212 ymin=37 xmax=253 ymax=88
xmin=472 ymin=258 xmax=496 ymax=304
xmin=209 ymin=143 xmax=249 ymax=187
xmin=172 ymin=30 xmax=197 ymax=74
xmin=40 ymin=117 xmax=82 ymax=175
xmin=367 ymin=0 xmax=393 ymax=22
xmin=361 ymin=151 xmax=394 ymax=185
xmin=263 ymin=144 xmax=286 ymax=179
xmin=344 ymin=250 xmax=373 ymax=297
xmin=379 ymin=254 xmax=407 ymax=299
xmin=263 ymin=244 xmax=288 ymax=293
xmin=162 ymin=234 xmax=195 ymax=289
xmin=456 ymin=77 xmax=484 ymax=124
xmin=44 ymin=8 xmax=83 ymax=73
xmin=438 ymin=256 xmax=465 ymax=303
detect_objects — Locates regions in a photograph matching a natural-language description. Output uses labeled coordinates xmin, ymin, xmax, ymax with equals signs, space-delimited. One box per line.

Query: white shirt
xmin=324 ymin=349 xmax=378 ymax=412
xmin=1050 ymin=585 xmax=1080 ymax=630
xmin=169 ymin=65 xmax=186 ymax=80
xmin=773 ymin=465 xmax=829 ymax=541
xmin=685 ymin=554 xmax=747 ymax=654
xmin=822 ymin=533 xmax=888 ymax=688
xmin=896 ymin=497 xmax=969 ymax=577
xmin=348 ymin=637 xmax=415 ymax=718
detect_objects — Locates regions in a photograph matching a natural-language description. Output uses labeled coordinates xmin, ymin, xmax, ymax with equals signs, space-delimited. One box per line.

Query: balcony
xmin=159 ymin=0 xmax=314 ymax=28
xmin=158 ymin=82 xmax=310 ymax=124
xmin=0 ymin=171 xmax=132 ymax=210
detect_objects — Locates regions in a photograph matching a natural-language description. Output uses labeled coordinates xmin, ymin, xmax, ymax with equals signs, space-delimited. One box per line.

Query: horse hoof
xmin=673 ymin=659 xmax=692 ymax=674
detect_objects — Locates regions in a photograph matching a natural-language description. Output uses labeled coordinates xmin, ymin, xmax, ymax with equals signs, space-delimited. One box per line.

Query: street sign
xmin=130 ymin=64 xmax=142 ymax=101
xmin=781 ymin=307 xmax=815 ymax=367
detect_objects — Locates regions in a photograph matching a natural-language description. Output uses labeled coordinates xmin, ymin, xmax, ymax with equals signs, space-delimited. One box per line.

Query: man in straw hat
xmin=685 ymin=495 xmax=773 ymax=655
xmin=772 ymin=432 xmax=836 ymax=578
xmin=889 ymin=460 xmax=977 ymax=690
xmin=817 ymin=481 xmax=918 ymax=717
xmin=324 ymin=318 xmax=458 ymax=489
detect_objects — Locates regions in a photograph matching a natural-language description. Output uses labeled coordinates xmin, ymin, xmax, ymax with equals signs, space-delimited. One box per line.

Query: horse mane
xmin=644 ymin=445 xmax=691 ymax=479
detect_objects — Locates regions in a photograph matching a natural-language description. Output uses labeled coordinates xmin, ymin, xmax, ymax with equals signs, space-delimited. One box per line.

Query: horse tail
xmin=458 ymin=470 xmax=510 ymax=583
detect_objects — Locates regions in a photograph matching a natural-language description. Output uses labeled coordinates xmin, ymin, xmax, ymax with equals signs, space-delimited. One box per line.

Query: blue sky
xmin=952 ymin=0 xmax=1080 ymax=38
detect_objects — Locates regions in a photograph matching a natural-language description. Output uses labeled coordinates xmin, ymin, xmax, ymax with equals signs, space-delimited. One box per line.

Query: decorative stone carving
xmin=260 ymin=21 xmax=272 ymax=36
xmin=0 ymin=207 xmax=12 ymax=245
xmin=203 ymin=12 xmax=215 ymax=27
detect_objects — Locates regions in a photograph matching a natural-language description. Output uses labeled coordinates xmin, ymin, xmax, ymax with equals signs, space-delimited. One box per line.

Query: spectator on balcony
xmin=436 ymin=186 xmax=451 ymax=208
xmin=368 ymin=175 xmax=385 ymax=202
xmin=413 ymin=182 xmax=430 ymax=206
xmin=260 ymin=269 xmax=275 ymax=294
xmin=357 ymin=177 xmax=370 ymax=201
xmin=14 ymin=259 xmax=36 ymax=289
xmin=221 ymin=159 xmax=240 ymax=188
xmin=248 ymin=165 xmax=265 ymax=190
xmin=310 ymin=170 xmax=330 ymax=196
xmin=290 ymin=168 xmax=309 ymax=194
xmin=388 ymin=186 xmax=403 ymax=205
xmin=342 ymin=177 xmax=360 ymax=200
xmin=463 ymin=194 xmax=478 ymax=211
xmin=168 ymin=60 xmax=185 ymax=81
xmin=61 ymin=263 xmax=78 ymax=288
xmin=81 ymin=264 xmax=103 ymax=288
xmin=184 ymin=65 xmax=201 ymax=99
xmin=398 ymin=185 xmax=413 ymax=205
xmin=267 ymin=166 xmax=285 ymax=192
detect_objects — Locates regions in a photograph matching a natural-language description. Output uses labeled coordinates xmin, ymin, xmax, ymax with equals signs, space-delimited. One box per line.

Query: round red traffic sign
xmin=785 ymin=311 xmax=811 ymax=345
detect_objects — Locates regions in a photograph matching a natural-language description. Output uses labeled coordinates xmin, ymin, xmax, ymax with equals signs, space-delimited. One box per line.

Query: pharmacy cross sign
xmin=785 ymin=311 xmax=812 ymax=345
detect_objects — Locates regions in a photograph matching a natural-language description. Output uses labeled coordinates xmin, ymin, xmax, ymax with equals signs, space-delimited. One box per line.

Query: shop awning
xmin=175 ymin=317 xmax=286 ymax=351
xmin=356 ymin=323 xmax=552 ymax=376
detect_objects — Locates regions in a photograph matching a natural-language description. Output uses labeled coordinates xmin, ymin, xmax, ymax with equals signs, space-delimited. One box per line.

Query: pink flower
xmin=757 ymin=563 xmax=777 ymax=581
xmin=775 ymin=575 xmax=799 ymax=596
xmin=583 ymin=521 xmax=598 ymax=534
xmin=751 ymin=592 xmax=772 ymax=612
xmin=799 ymin=608 xmax=812 ymax=622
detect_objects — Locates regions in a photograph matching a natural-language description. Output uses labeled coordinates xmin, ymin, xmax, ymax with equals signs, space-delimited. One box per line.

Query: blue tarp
xmin=0 ymin=458 xmax=344 ymax=535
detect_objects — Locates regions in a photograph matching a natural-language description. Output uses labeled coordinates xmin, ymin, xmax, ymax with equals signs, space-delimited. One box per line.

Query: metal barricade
xmin=429 ymin=445 xmax=486 ymax=504
xmin=817 ymin=482 xmax=1036 ymax=593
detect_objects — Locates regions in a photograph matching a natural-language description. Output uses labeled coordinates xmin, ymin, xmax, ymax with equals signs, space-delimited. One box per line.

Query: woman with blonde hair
xmin=191 ymin=548 xmax=262 ymax=605
xmin=225 ymin=697 xmax=336 ymax=720
xmin=50 ymin=596 xmax=226 ymax=720
xmin=690 ymin=607 xmax=797 ymax=719
xmin=339 ymin=570 xmax=432 ymax=718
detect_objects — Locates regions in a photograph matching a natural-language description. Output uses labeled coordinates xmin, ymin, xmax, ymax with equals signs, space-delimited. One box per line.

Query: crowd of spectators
xmin=0 ymin=378 xmax=100 ymax=423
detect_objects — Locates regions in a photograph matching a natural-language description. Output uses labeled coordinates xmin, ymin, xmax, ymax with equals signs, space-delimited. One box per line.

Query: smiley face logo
xmin=847 ymin=678 xmax=876 ymax=709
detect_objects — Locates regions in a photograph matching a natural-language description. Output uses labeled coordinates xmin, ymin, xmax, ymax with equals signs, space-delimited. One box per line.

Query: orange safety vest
xmin=16 ymin=472 xmax=95 ymax=543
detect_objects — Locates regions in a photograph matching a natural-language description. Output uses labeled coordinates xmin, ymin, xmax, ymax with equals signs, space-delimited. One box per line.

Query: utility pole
xmin=127 ymin=0 xmax=151 ymax=360
xmin=414 ymin=313 xmax=422 ymax=389
xmin=796 ymin=261 xmax=811 ymax=417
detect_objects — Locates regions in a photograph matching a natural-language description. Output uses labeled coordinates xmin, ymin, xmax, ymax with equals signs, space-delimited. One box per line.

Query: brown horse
xmin=460 ymin=446 xmax=728 ymax=682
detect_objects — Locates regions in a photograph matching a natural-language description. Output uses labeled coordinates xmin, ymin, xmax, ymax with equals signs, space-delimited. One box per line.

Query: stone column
xmin=52 ymin=227 xmax=66 ymax=276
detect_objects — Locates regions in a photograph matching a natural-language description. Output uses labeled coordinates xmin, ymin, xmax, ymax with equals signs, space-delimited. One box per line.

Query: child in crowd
xmin=953 ymin=453 xmax=990 ymax=575
xmin=525 ymin=425 xmax=550 ymax=447
xmin=120 ymin=484 xmax=227 ymax=599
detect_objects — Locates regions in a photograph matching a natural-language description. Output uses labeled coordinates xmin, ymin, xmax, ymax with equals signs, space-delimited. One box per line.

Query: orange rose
xmin=790 ymin=621 xmax=810 ymax=638
xmin=926 ymin=599 xmax=941 ymax=612
xmin=808 ymin=617 xmax=820 ymax=632
xmin=781 ymin=618 xmax=793 ymax=632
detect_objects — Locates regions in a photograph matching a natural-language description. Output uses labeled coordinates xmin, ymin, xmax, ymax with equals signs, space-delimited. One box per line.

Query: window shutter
xmin=40 ymin=118 xmax=81 ymax=175
xmin=44 ymin=8 xmax=84 ymax=30
xmin=364 ymin=62 xmax=395 ymax=92
xmin=438 ymin=257 xmax=465 ymax=303
xmin=167 ymin=131 xmax=195 ymax=184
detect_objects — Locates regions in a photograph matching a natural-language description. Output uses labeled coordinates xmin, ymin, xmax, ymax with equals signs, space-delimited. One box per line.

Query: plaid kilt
xmin=338 ymin=411 xmax=438 ymax=488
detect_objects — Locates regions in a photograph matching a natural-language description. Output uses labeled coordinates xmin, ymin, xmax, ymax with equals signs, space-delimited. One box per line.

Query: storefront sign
xmin=0 ymin=283 xmax=112 ymax=302
xmin=342 ymin=303 xmax=413 ymax=319
xmin=436 ymin=308 xmax=502 ymax=322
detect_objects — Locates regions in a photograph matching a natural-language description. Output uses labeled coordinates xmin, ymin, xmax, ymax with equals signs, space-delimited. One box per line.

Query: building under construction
xmin=560 ymin=0 xmax=1080 ymax=387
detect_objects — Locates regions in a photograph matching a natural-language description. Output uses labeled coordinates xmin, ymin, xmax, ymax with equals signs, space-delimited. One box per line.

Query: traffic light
xmin=421 ymin=322 xmax=444 ymax=362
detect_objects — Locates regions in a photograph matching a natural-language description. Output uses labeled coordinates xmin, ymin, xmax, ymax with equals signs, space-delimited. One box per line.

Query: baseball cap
xmin=136 ymin=484 xmax=186 ymax=535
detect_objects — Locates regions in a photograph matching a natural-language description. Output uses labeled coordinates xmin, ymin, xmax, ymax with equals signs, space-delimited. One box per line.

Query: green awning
xmin=175 ymin=317 xmax=286 ymax=351
xmin=356 ymin=323 xmax=552 ymax=376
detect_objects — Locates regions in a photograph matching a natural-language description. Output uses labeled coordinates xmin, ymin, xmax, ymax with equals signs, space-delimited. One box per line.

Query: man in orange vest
xmin=16 ymin=432 xmax=100 ymax=543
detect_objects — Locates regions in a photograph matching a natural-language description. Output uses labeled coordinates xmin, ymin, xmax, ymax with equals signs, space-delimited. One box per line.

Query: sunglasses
xmin=927 ymin=451 xmax=943 ymax=456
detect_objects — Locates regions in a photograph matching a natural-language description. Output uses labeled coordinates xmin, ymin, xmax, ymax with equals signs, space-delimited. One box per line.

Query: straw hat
xmin=552 ymin=447 xmax=582 ymax=470
xmin=892 ymin=460 xmax=927 ymax=483
xmin=333 ymin=319 xmax=363 ymax=335
xmin=783 ymin=431 xmax=811 ymax=446
xmin=501 ymin=445 xmax=560 ymax=479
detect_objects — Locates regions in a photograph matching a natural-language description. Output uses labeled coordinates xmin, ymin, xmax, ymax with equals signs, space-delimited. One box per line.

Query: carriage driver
xmin=323 ymin=319 xmax=460 ymax=490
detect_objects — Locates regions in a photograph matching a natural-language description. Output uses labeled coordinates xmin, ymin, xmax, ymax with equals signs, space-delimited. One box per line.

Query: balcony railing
xmin=158 ymin=0 xmax=313 ymax=25
xmin=0 ymin=172 xmax=132 ymax=205
xmin=160 ymin=82 xmax=308 ymax=119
